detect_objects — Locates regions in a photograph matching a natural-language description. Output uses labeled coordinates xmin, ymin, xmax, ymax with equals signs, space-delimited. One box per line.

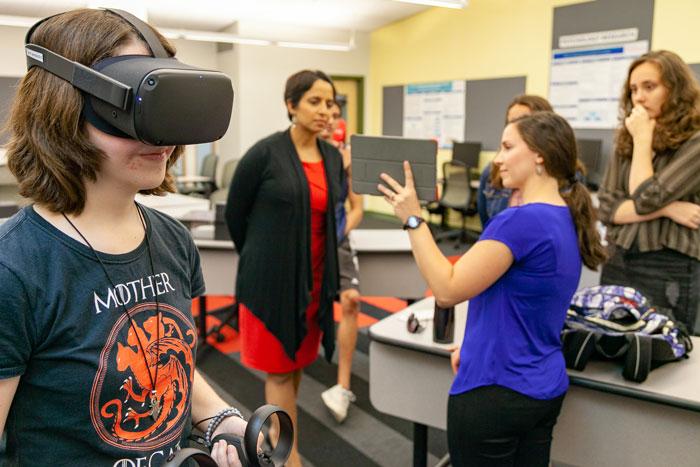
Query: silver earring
xmin=536 ymin=164 xmax=543 ymax=176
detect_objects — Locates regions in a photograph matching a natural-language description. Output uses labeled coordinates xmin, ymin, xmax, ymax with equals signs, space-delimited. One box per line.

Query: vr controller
xmin=163 ymin=405 xmax=293 ymax=467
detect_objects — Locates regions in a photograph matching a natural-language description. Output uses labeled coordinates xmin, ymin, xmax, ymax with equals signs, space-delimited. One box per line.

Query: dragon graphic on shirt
xmin=91 ymin=303 xmax=197 ymax=449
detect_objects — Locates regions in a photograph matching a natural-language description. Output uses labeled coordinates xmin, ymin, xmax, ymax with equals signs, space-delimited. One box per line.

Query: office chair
xmin=178 ymin=153 xmax=219 ymax=198
xmin=425 ymin=141 xmax=481 ymax=234
xmin=209 ymin=158 xmax=239 ymax=205
xmin=432 ymin=160 xmax=479 ymax=248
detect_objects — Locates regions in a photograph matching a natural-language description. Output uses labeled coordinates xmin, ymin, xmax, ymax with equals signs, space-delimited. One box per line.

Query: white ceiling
xmin=0 ymin=0 xmax=430 ymax=32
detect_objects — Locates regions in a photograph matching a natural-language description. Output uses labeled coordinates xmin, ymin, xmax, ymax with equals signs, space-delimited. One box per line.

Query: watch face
xmin=407 ymin=216 xmax=420 ymax=228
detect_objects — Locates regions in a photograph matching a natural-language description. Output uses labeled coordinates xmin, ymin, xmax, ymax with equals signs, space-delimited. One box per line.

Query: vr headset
xmin=24 ymin=9 xmax=234 ymax=146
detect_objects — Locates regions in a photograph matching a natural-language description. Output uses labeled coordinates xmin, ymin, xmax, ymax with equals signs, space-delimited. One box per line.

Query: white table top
xmin=370 ymin=297 xmax=700 ymax=412
xmin=135 ymin=192 xmax=210 ymax=219
xmin=176 ymin=175 xmax=214 ymax=183
xmin=349 ymin=228 xmax=412 ymax=252
xmin=369 ymin=297 xmax=467 ymax=355
xmin=179 ymin=209 xmax=216 ymax=223
xmin=191 ymin=225 xmax=235 ymax=249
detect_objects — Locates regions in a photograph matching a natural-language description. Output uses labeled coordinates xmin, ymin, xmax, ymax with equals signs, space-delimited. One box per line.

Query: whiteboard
xmin=549 ymin=40 xmax=648 ymax=129
xmin=402 ymin=80 xmax=465 ymax=149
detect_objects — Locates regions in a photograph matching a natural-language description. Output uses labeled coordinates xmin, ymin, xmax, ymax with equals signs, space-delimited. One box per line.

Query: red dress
xmin=239 ymin=160 xmax=327 ymax=373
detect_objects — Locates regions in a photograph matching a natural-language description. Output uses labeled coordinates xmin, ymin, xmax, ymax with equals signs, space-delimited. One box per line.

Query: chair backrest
xmin=200 ymin=153 xmax=219 ymax=179
xmin=208 ymin=159 xmax=239 ymax=204
xmin=440 ymin=160 xmax=473 ymax=209
xmin=220 ymin=159 xmax=239 ymax=189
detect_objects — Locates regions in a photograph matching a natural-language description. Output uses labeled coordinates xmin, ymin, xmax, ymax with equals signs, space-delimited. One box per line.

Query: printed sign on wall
xmin=403 ymin=80 xmax=465 ymax=148
xmin=549 ymin=40 xmax=648 ymax=129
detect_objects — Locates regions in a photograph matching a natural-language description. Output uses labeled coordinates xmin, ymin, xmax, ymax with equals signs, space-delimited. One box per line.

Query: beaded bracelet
xmin=204 ymin=407 xmax=245 ymax=448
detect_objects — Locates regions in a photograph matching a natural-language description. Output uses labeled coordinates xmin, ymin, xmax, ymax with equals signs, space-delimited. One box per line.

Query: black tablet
xmin=350 ymin=135 xmax=437 ymax=201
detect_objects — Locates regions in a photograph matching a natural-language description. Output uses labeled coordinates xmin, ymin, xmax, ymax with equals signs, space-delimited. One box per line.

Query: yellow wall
xmin=364 ymin=0 xmax=699 ymax=215
xmin=365 ymin=0 xmax=587 ymax=214
xmin=652 ymin=0 xmax=700 ymax=61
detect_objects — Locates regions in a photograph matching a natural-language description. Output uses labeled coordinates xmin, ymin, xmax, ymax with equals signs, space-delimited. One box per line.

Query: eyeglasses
xmin=406 ymin=312 xmax=425 ymax=334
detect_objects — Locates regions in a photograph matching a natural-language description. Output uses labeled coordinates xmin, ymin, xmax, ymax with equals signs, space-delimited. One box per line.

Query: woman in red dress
xmin=226 ymin=70 xmax=343 ymax=467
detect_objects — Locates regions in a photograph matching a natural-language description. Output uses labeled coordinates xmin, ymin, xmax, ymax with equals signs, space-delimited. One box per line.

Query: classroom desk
xmin=191 ymin=226 xmax=238 ymax=343
xmin=368 ymin=297 xmax=700 ymax=467
xmin=349 ymin=229 xmax=427 ymax=300
xmin=191 ymin=226 xmax=428 ymax=341
xmin=192 ymin=227 xmax=424 ymax=301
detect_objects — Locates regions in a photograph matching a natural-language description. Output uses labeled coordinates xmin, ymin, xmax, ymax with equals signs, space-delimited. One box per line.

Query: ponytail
xmin=561 ymin=181 xmax=607 ymax=270
xmin=512 ymin=111 xmax=607 ymax=270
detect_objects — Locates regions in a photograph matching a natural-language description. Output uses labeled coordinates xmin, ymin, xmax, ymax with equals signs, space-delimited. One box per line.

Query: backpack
xmin=561 ymin=285 xmax=693 ymax=383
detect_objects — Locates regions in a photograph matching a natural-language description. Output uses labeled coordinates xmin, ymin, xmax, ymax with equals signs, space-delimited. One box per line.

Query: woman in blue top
xmin=379 ymin=112 xmax=606 ymax=466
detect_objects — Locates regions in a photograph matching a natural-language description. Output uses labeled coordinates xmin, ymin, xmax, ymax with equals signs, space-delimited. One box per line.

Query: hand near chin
xmin=377 ymin=161 xmax=423 ymax=224
xmin=625 ymin=105 xmax=655 ymax=143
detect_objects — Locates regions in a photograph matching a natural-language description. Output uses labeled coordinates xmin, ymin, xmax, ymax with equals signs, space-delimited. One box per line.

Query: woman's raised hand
xmin=378 ymin=160 xmax=423 ymax=224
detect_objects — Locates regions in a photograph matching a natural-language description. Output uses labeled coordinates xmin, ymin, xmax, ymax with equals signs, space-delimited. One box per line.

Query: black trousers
xmin=447 ymin=385 xmax=565 ymax=467
xmin=601 ymin=246 xmax=700 ymax=335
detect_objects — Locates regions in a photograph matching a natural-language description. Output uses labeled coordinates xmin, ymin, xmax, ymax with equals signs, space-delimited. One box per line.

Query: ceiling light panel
xmin=392 ymin=0 xmax=466 ymax=9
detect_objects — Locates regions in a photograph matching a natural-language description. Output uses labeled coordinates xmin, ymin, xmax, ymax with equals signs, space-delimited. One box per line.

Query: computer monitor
xmin=452 ymin=141 xmax=482 ymax=168
xmin=576 ymin=138 xmax=603 ymax=190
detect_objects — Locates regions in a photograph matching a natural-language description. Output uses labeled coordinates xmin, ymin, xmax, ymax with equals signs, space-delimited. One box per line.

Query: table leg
xmin=413 ymin=422 xmax=428 ymax=467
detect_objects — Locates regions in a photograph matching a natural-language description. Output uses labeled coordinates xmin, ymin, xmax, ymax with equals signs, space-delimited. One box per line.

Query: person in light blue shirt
xmin=379 ymin=112 xmax=607 ymax=466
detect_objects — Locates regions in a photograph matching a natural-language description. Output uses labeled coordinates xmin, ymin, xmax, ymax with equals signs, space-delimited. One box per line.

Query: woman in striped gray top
xmin=598 ymin=50 xmax=700 ymax=335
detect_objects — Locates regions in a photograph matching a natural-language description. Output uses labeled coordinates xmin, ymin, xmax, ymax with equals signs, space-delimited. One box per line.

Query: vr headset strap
xmin=104 ymin=9 xmax=169 ymax=59
xmin=24 ymin=44 xmax=131 ymax=110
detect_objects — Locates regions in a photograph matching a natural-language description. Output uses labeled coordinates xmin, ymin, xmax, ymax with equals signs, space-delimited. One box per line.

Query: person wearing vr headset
xmin=0 ymin=9 xmax=246 ymax=466
xmin=225 ymin=70 xmax=344 ymax=467
xmin=379 ymin=112 xmax=607 ymax=466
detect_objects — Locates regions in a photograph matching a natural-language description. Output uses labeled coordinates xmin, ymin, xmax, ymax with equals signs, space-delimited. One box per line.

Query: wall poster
xmin=403 ymin=80 xmax=465 ymax=148
xmin=549 ymin=40 xmax=648 ymax=129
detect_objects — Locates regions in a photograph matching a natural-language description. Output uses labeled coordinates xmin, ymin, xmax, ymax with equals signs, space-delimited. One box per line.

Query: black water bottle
xmin=433 ymin=303 xmax=455 ymax=344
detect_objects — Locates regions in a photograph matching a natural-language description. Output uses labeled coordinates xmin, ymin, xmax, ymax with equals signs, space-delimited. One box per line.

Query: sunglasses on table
xmin=406 ymin=312 xmax=426 ymax=334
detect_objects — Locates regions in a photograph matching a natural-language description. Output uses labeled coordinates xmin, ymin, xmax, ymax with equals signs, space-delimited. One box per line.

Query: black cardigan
xmin=225 ymin=129 xmax=343 ymax=361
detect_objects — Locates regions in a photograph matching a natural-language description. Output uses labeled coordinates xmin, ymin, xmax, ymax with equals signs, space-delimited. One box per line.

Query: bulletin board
xmin=550 ymin=40 xmax=649 ymax=129
xmin=382 ymin=76 xmax=526 ymax=151
xmin=402 ymin=80 xmax=465 ymax=149
xmin=551 ymin=0 xmax=655 ymax=166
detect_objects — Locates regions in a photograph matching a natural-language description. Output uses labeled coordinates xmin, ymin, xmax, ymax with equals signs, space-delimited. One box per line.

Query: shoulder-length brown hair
xmin=5 ymin=9 xmax=183 ymax=214
xmin=615 ymin=50 xmax=700 ymax=159
xmin=512 ymin=112 xmax=607 ymax=270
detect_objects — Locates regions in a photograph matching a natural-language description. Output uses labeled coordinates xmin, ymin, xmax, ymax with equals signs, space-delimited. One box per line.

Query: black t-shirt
xmin=0 ymin=205 xmax=205 ymax=466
